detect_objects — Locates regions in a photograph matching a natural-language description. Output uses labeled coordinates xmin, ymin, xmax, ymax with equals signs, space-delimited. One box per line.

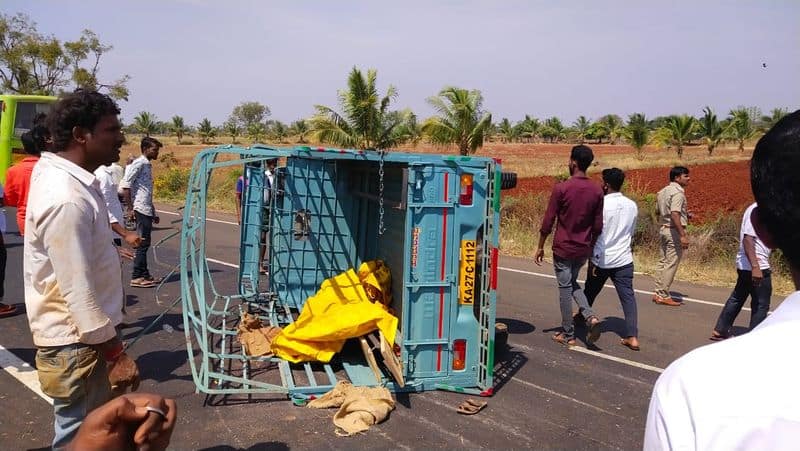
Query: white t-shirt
xmin=735 ymin=203 xmax=771 ymax=270
xmin=644 ymin=292 xmax=800 ymax=450
xmin=591 ymin=192 xmax=638 ymax=269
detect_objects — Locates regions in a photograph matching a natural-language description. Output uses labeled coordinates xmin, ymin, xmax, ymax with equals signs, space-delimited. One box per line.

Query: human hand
xmin=534 ymin=249 xmax=545 ymax=266
xmin=680 ymin=235 xmax=689 ymax=250
xmin=67 ymin=393 xmax=177 ymax=451
xmin=124 ymin=231 xmax=142 ymax=248
xmin=153 ymin=216 xmax=160 ymax=225
xmin=751 ymin=267 xmax=763 ymax=287
xmin=118 ymin=247 xmax=135 ymax=260
xmin=108 ymin=353 xmax=140 ymax=392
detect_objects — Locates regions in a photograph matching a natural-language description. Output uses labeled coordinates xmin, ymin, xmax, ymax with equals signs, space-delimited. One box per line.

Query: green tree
xmin=726 ymin=107 xmax=757 ymax=152
xmin=170 ymin=115 xmax=188 ymax=144
xmin=655 ymin=115 xmax=697 ymax=158
xmin=134 ymin=111 xmax=158 ymax=137
xmin=758 ymin=108 xmax=788 ymax=133
xmin=496 ymin=118 xmax=516 ymax=143
xmin=247 ymin=122 xmax=267 ymax=143
xmin=624 ymin=113 xmax=650 ymax=160
xmin=310 ymin=67 xmax=414 ymax=150
xmin=572 ymin=116 xmax=592 ymax=144
xmin=289 ymin=119 xmax=309 ymax=143
xmin=540 ymin=116 xmax=565 ymax=143
xmin=516 ymin=115 xmax=540 ymax=143
xmin=421 ymin=86 xmax=492 ymax=155
xmin=197 ymin=118 xmax=216 ymax=144
xmin=597 ymin=114 xmax=624 ymax=144
xmin=223 ymin=118 xmax=241 ymax=144
xmin=231 ymin=101 xmax=270 ymax=128
xmin=0 ymin=13 xmax=130 ymax=99
xmin=268 ymin=120 xmax=288 ymax=143
xmin=697 ymin=107 xmax=724 ymax=155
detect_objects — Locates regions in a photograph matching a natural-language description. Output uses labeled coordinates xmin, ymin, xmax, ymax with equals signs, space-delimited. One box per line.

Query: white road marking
xmin=568 ymin=346 xmax=664 ymax=374
xmin=0 ymin=345 xmax=53 ymax=405
xmin=156 ymin=209 xmax=239 ymax=226
xmin=498 ymin=266 xmax=753 ymax=312
xmin=206 ymin=257 xmax=240 ymax=269
xmin=509 ymin=377 xmax=623 ymax=417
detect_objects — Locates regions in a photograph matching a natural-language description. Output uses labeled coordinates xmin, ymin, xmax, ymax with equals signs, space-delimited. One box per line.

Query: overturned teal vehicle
xmin=179 ymin=145 xmax=516 ymax=400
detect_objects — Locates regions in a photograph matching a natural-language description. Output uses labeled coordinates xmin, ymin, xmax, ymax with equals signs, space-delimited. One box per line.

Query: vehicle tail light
xmin=452 ymin=339 xmax=466 ymax=370
xmin=459 ymin=174 xmax=473 ymax=205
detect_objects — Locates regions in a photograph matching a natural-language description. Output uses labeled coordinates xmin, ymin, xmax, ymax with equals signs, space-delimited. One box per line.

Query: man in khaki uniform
xmin=653 ymin=166 xmax=690 ymax=306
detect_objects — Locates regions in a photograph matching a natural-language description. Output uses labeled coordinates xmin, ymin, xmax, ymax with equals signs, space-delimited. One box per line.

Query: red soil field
xmin=509 ymin=160 xmax=754 ymax=224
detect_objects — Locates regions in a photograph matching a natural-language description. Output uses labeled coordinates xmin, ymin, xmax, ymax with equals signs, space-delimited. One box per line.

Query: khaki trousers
xmin=654 ymin=227 xmax=683 ymax=298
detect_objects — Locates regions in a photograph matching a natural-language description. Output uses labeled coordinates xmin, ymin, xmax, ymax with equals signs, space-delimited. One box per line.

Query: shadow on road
xmin=496 ymin=318 xmax=535 ymax=335
xmin=492 ymin=350 xmax=528 ymax=394
xmin=137 ymin=349 xmax=192 ymax=383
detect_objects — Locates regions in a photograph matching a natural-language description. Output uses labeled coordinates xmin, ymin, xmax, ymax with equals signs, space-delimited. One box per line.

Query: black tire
xmin=500 ymin=171 xmax=517 ymax=190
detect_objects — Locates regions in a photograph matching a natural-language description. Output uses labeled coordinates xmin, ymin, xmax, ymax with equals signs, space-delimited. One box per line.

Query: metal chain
xmin=378 ymin=149 xmax=386 ymax=235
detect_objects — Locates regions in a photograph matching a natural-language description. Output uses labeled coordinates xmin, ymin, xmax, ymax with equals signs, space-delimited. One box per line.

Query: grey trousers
xmin=554 ymin=255 xmax=597 ymax=339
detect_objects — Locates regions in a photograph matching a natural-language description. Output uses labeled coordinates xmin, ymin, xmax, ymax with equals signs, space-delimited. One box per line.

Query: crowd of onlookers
xmin=0 ymin=87 xmax=798 ymax=449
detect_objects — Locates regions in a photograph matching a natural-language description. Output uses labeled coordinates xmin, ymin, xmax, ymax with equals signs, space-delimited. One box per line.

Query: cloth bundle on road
xmin=307 ymin=380 xmax=395 ymax=436
xmin=237 ymin=313 xmax=282 ymax=356
xmin=271 ymin=260 xmax=398 ymax=363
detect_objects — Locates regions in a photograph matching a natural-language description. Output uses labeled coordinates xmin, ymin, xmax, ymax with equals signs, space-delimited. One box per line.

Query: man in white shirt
xmin=644 ymin=110 xmax=800 ymax=450
xmin=24 ymin=90 xmax=140 ymax=449
xmin=258 ymin=158 xmax=277 ymax=274
xmin=120 ymin=137 xmax=162 ymax=288
xmin=95 ymin=163 xmax=141 ymax=249
xmin=710 ymin=202 xmax=772 ymax=340
xmin=584 ymin=168 xmax=640 ymax=350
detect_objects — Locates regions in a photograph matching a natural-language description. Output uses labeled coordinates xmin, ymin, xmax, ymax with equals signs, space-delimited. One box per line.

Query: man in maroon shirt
xmin=535 ymin=145 xmax=605 ymax=346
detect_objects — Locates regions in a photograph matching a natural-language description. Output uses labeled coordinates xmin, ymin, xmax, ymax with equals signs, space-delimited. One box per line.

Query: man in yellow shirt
xmin=653 ymin=166 xmax=690 ymax=306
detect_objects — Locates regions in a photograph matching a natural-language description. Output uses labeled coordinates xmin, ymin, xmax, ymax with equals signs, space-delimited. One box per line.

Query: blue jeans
xmin=36 ymin=344 xmax=112 ymax=449
xmin=133 ymin=211 xmax=153 ymax=279
xmin=553 ymin=256 xmax=596 ymax=339
xmin=714 ymin=269 xmax=772 ymax=334
xmin=584 ymin=262 xmax=638 ymax=338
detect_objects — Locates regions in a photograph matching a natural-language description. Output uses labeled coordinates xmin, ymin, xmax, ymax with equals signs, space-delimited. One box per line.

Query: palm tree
xmin=133 ymin=111 xmax=158 ymax=137
xmin=247 ymin=122 xmax=266 ymax=143
xmin=597 ymin=114 xmax=624 ymax=144
xmin=170 ymin=115 xmax=188 ymax=144
xmin=421 ymin=86 xmax=492 ymax=156
xmin=496 ymin=118 xmax=516 ymax=143
xmin=289 ymin=119 xmax=309 ymax=143
xmin=758 ymin=108 xmax=788 ymax=132
xmin=624 ymin=113 xmax=650 ymax=160
xmin=726 ymin=108 xmax=756 ymax=152
xmin=197 ymin=118 xmax=216 ymax=144
xmin=572 ymin=116 xmax=591 ymax=144
xmin=541 ymin=117 xmax=565 ymax=143
xmin=223 ymin=118 xmax=241 ymax=144
xmin=309 ymin=67 xmax=413 ymax=150
xmin=697 ymin=107 xmax=724 ymax=155
xmin=516 ymin=115 xmax=540 ymax=143
xmin=656 ymin=115 xmax=697 ymax=158
xmin=268 ymin=120 xmax=288 ymax=143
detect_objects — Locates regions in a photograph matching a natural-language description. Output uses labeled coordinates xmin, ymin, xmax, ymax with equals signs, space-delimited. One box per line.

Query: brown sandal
xmin=0 ymin=303 xmax=17 ymax=318
xmin=620 ymin=338 xmax=640 ymax=351
xmin=552 ymin=333 xmax=577 ymax=347
xmin=709 ymin=331 xmax=731 ymax=341
xmin=456 ymin=398 xmax=488 ymax=415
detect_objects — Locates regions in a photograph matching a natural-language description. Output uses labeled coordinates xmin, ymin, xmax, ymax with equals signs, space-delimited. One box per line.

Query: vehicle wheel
xmin=500 ymin=172 xmax=517 ymax=190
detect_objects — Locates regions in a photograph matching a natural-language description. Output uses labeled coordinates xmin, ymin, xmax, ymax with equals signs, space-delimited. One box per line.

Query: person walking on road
xmin=24 ymin=90 xmax=140 ymax=449
xmin=536 ymin=145 xmax=604 ymax=346
xmin=710 ymin=202 xmax=772 ymax=340
xmin=652 ymin=166 xmax=690 ymax=306
xmin=120 ymin=137 xmax=162 ymax=288
xmin=644 ymin=110 xmax=800 ymax=450
xmin=584 ymin=168 xmax=640 ymax=351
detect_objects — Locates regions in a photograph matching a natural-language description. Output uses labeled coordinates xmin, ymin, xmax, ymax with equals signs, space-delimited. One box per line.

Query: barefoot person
xmin=535 ymin=145 xmax=604 ymax=346
xmin=584 ymin=168 xmax=640 ymax=351
xmin=652 ymin=166 xmax=690 ymax=306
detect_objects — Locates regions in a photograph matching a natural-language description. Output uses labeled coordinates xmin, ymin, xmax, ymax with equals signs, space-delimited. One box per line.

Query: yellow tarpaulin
xmin=271 ymin=261 xmax=398 ymax=363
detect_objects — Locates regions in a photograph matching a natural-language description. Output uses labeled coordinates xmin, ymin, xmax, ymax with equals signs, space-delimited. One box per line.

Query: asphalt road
xmin=0 ymin=205 xmax=785 ymax=450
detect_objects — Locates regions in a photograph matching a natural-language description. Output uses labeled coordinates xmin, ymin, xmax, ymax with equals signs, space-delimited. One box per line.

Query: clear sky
xmin=5 ymin=0 xmax=799 ymax=126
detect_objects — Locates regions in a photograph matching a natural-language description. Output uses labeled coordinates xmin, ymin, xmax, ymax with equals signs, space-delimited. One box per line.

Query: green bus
xmin=0 ymin=94 xmax=57 ymax=184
